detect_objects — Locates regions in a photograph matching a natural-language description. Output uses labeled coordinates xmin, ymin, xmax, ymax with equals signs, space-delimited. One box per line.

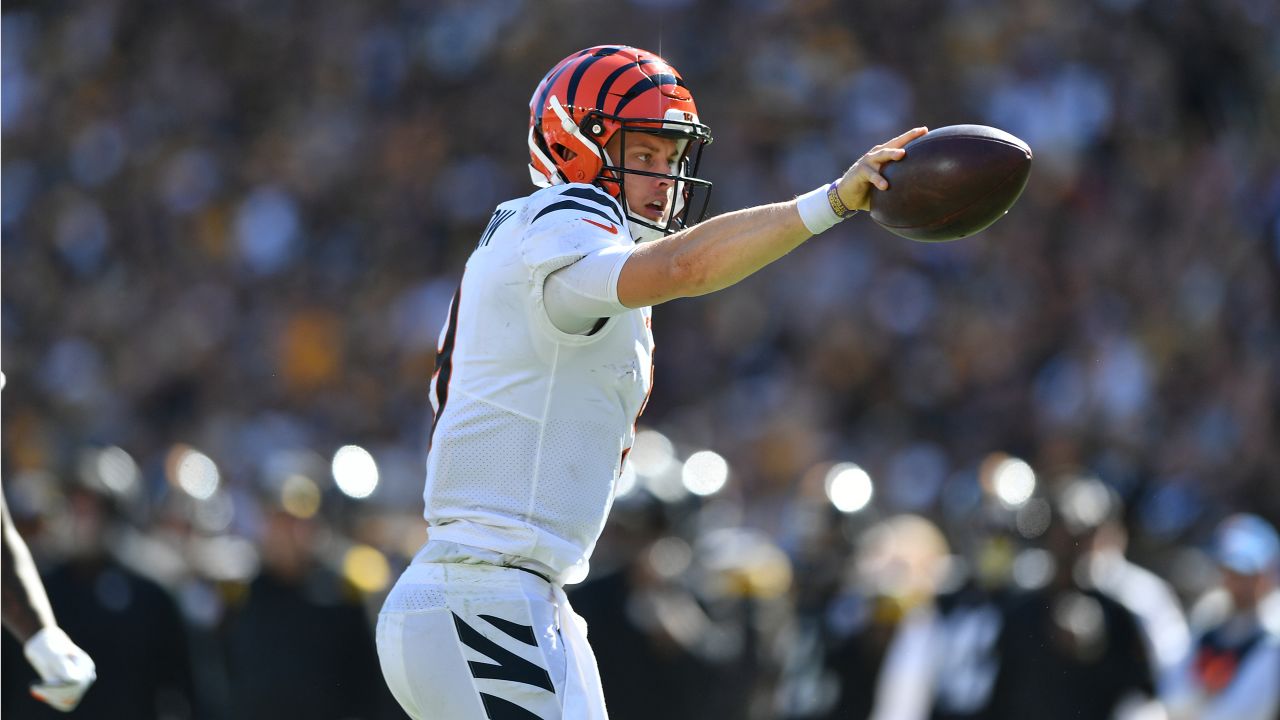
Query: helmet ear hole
xmin=552 ymin=144 xmax=577 ymax=162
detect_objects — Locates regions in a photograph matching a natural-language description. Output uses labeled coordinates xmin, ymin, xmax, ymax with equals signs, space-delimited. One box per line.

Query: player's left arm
xmin=616 ymin=127 xmax=926 ymax=308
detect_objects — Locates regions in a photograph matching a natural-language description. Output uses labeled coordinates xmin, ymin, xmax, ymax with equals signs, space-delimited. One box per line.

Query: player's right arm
xmin=615 ymin=127 xmax=927 ymax=308
xmin=1 ymin=488 xmax=55 ymax=642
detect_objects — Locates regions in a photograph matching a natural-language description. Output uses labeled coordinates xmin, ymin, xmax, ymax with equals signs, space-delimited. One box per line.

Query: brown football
xmin=869 ymin=125 xmax=1032 ymax=242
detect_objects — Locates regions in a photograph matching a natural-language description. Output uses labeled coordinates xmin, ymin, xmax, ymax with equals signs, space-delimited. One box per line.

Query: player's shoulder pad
xmin=524 ymin=183 xmax=625 ymax=230
xmin=519 ymin=184 xmax=631 ymax=274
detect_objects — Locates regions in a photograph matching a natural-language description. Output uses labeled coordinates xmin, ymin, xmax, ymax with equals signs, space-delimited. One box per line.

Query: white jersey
xmin=423 ymin=183 xmax=653 ymax=585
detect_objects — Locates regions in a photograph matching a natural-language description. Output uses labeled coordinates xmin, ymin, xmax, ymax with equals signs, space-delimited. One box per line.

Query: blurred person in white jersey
xmin=376 ymin=44 xmax=926 ymax=720
xmin=1166 ymin=513 xmax=1280 ymax=720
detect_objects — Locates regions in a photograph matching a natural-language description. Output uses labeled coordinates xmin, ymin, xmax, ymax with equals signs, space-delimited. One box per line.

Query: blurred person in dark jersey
xmin=1064 ymin=475 xmax=1191 ymax=702
xmin=868 ymin=482 xmax=1019 ymax=720
xmin=984 ymin=477 xmax=1157 ymax=720
xmin=1165 ymin=514 xmax=1280 ymax=720
xmin=222 ymin=487 xmax=393 ymax=720
xmin=822 ymin=514 xmax=952 ymax=720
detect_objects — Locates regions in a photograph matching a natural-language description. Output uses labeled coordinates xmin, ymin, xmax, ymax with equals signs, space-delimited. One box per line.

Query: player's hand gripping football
xmin=834 ymin=127 xmax=929 ymax=212
xmin=24 ymin=626 xmax=97 ymax=712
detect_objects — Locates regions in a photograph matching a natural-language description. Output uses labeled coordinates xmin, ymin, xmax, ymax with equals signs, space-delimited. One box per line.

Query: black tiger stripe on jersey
xmin=557 ymin=187 xmax=624 ymax=224
xmin=430 ymin=287 xmax=461 ymax=442
xmin=531 ymin=199 xmax=619 ymax=226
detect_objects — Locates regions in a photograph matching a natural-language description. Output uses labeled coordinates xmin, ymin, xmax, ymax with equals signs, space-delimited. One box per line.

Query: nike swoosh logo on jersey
xmin=581 ymin=218 xmax=618 ymax=234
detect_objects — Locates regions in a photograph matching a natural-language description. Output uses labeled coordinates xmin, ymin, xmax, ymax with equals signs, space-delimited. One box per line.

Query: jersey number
xmin=477 ymin=209 xmax=516 ymax=249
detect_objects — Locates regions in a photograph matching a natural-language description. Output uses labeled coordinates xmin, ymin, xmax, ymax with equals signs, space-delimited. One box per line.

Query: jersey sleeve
xmin=519 ymin=184 xmax=635 ymax=341
xmin=543 ymin=243 xmax=635 ymax=334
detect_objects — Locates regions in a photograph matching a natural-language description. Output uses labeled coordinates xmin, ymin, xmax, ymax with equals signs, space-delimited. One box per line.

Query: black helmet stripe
xmin=564 ymin=46 xmax=628 ymax=113
xmin=595 ymin=59 xmax=656 ymax=115
xmin=537 ymin=45 xmax=625 ymax=122
xmin=611 ymin=74 xmax=684 ymax=115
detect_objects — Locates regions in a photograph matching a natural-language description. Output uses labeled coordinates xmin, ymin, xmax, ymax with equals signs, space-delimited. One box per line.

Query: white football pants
xmin=377 ymin=542 xmax=608 ymax=720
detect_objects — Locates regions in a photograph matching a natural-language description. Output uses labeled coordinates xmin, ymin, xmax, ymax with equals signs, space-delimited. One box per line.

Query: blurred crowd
xmin=2 ymin=0 xmax=1279 ymax=718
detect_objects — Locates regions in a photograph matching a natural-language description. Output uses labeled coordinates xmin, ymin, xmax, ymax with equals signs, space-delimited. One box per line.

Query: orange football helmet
xmin=528 ymin=45 xmax=713 ymax=239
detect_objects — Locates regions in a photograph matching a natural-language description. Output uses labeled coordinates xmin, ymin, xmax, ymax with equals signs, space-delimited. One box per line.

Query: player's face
xmin=606 ymin=132 xmax=682 ymax=224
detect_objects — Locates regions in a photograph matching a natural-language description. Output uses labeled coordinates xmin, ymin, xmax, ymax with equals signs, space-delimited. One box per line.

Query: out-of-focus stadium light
xmin=615 ymin=460 xmax=638 ymax=498
xmin=1012 ymin=547 xmax=1055 ymax=589
xmin=1053 ymin=592 xmax=1105 ymax=640
xmin=825 ymin=463 xmax=873 ymax=513
xmin=190 ymin=535 xmax=259 ymax=584
xmin=630 ymin=428 xmax=688 ymax=502
xmin=1016 ymin=498 xmax=1052 ymax=539
xmin=332 ymin=445 xmax=378 ymax=499
xmin=993 ymin=456 xmax=1036 ymax=508
xmin=647 ymin=536 xmax=692 ymax=579
xmin=95 ymin=446 xmax=141 ymax=497
xmin=192 ymin=490 xmax=235 ymax=533
xmin=173 ymin=446 xmax=220 ymax=500
xmin=281 ymin=474 xmax=322 ymax=519
xmin=342 ymin=544 xmax=391 ymax=594
xmin=645 ymin=469 xmax=688 ymax=502
xmin=630 ymin=428 xmax=677 ymax=477
xmin=682 ymin=450 xmax=729 ymax=496
xmin=263 ymin=448 xmax=328 ymax=490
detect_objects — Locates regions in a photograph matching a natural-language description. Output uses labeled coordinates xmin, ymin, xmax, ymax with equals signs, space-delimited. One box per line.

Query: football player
xmin=2 ymin=405 xmax=97 ymax=713
xmin=376 ymin=45 xmax=925 ymax=719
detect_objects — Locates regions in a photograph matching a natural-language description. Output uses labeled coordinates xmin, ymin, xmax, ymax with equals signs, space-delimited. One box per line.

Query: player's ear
xmin=603 ymin=132 xmax=622 ymax=159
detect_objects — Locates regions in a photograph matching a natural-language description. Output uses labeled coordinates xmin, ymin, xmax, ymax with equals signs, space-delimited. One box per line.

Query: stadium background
xmin=2 ymin=0 xmax=1278 ymax=718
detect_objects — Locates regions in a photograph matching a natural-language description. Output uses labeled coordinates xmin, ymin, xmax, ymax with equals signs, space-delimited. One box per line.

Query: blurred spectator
xmin=1071 ymin=474 xmax=1192 ymax=701
xmin=221 ymin=496 xmax=394 ymax=720
xmin=867 ymin=481 xmax=1019 ymax=720
xmin=570 ymin=502 xmax=726 ymax=719
xmin=985 ymin=477 xmax=1157 ymax=720
xmin=572 ymin=500 xmax=793 ymax=720
xmin=820 ymin=514 xmax=951 ymax=720
xmin=1165 ymin=514 xmax=1280 ymax=720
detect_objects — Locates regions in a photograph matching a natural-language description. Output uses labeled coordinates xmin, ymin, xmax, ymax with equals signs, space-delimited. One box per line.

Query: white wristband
xmin=796 ymin=181 xmax=846 ymax=235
